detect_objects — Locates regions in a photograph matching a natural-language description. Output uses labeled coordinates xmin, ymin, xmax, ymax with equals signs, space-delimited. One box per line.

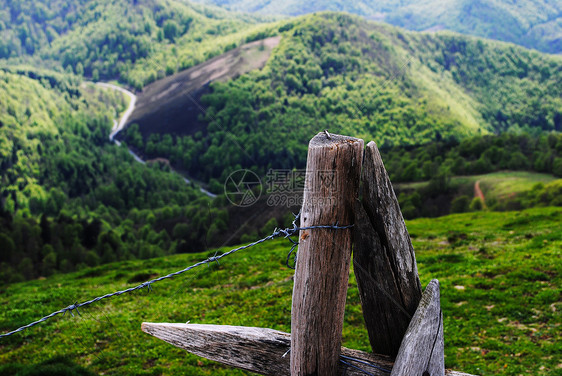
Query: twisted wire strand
xmin=0 ymin=215 xmax=352 ymax=339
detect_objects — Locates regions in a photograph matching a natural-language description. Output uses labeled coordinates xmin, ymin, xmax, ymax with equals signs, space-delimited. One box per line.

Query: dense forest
xmin=192 ymin=0 xmax=562 ymax=53
xmin=0 ymin=68 xmax=228 ymax=283
xmin=0 ymin=0 xmax=277 ymax=89
xmin=0 ymin=0 xmax=283 ymax=283
xmin=123 ymin=13 xmax=562 ymax=187
xmin=386 ymin=132 xmax=562 ymax=183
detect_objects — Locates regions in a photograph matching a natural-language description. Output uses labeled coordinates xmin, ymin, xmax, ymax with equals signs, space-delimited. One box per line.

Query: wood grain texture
xmin=291 ymin=132 xmax=364 ymax=376
xmin=391 ymin=279 xmax=445 ymax=376
xmin=354 ymin=140 xmax=423 ymax=357
xmin=141 ymin=323 xmax=474 ymax=376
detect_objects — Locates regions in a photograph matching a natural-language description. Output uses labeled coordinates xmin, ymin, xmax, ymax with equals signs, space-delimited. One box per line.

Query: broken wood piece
xmin=354 ymin=140 xmax=423 ymax=357
xmin=291 ymin=132 xmax=364 ymax=375
xmin=390 ymin=279 xmax=445 ymax=376
xmin=141 ymin=322 xmax=474 ymax=376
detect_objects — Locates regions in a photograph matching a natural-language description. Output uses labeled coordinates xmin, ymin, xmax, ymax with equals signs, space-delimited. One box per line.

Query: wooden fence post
xmin=391 ymin=279 xmax=445 ymax=376
xmin=290 ymin=132 xmax=363 ymax=376
xmin=353 ymin=141 xmax=423 ymax=357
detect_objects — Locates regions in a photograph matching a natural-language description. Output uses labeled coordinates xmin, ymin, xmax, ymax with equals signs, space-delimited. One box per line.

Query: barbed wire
xmin=0 ymin=212 xmax=352 ymax=339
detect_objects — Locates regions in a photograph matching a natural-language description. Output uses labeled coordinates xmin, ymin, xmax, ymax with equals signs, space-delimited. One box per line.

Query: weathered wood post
xmin=354 ymin=141 xmax=423 ymax=356
xmin=291 ymin=132 xmax=363 ymax=375
xmin=391 ymin=279 xmax=444 ymax=376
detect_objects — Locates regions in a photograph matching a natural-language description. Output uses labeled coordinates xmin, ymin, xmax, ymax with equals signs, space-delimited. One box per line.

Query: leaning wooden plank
xmin=354 ymin=140 xmax=423 ymax=357
xmin=391 ymin=279 xmax=445 ymax=376
xmin=291 ymin=132 xmax=364 ymax=375
xmin=141 ymin=323 xmax=475 ymax=376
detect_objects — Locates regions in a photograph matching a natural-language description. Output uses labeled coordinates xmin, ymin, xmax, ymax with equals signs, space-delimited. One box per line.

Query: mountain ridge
xmin=190 ymin=0 xmax=562 ymax=54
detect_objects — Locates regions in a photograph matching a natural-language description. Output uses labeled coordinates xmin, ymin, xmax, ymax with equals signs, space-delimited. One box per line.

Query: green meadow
xmin=1 ymin=207 xmax=560 ymax=376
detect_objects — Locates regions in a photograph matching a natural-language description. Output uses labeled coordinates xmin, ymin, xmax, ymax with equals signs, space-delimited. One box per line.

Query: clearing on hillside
xmin=124 ymin=36 xmax=281 ymax=139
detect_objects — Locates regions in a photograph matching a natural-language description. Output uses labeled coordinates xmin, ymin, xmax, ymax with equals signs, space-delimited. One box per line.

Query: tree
xmin=75 ymin=62 xmax=84 ymax=76
xmin=469 ymin=197 xmax=484 ymax=211
xmin=173 ymin=223 xmax=190 ymax=240
xmin=163 ymin=20 xmax=179 ymax=41
xmin=0 ymin=233 xmax=15 ymax=262
xmin=18 ymin=257 xmax=34 ymax=280
xmin=553 ymin=157 xmax=562 ymax=177
xmin=451 ymin=195 xmax=470 ymax=213
xmin=41 ymin=251 xmax=57 ymax=276
xmin=85 ymin=251 xmax=101 ymax=267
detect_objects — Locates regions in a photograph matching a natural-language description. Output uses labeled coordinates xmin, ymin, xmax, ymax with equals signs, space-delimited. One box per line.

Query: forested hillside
xmin=123 ymin=13 xmax=562 ymax=187
xmin=0 ymin=0 xmax=285 ymax=283
xmin=191 ymin=0 xmax=562 ymax=54
xmin=0 ymin=0 xmax=276 ymax=88
xmin=0 ymin=68 xmax=223 ymax=282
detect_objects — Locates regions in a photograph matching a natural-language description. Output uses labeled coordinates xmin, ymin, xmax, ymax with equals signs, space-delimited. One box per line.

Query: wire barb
xmin=140 ymin=282 xmax=153 ymax=293
xmin=63 ymin=302 xmax=81 ymax=317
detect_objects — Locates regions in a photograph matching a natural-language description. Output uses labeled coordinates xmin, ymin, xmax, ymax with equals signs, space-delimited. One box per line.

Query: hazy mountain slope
xmin=122 ymin=13 xmax=562 ymax=186
xmin=191 ymin=0 xmax=562 ymax=53
xmin=0 ymin=0 xmax=275 ymax=88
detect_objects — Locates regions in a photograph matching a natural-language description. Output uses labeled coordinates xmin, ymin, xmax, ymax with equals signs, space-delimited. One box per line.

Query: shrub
xmin=470 ymin=197 xmax=484 ymax=211
xmin=451 ymin=195 xmax=471 ymax=213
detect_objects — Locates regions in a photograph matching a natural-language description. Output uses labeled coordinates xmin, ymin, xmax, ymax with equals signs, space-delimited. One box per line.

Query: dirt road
xmin=474 ymin=180 xmax=486 ymax=207
xmin=96 ymin=82 xmax=137 ymax=141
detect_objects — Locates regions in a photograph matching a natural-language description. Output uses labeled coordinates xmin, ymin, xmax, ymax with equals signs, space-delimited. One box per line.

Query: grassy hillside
xmin=0 ymin=0 xmax=277 ymax=88
xmin=191 ymin=0 xmax=562 ymax=54
xmin=123 ymin=13 xmax=562 ymax=186
xmin=474 ymin=172 xmax=558 ymax=200
xmin=399 ymin=171 xmax=557 ymax=197
xmin=0 ymin=207 xmax=560 ymax=375
xmin=396 ymin=171 xmax=561 ymax=218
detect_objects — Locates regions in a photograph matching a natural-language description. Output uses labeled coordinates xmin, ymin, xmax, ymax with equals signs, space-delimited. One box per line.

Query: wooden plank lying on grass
xmin=141 ymin=323 xmax=475 ymax=376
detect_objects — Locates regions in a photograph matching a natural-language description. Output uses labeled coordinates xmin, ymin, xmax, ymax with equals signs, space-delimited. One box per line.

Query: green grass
xmin=0 ymin=207 xmax=561 ymax=375
xmin=399 ymin=171 xmax=558 ymax=201
xmin=472 ymin=172 xmax=558 ymax=200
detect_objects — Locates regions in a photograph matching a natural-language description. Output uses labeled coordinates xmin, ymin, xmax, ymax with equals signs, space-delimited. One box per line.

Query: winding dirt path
xmin=474 ymin=180 xmax=486 ymax=207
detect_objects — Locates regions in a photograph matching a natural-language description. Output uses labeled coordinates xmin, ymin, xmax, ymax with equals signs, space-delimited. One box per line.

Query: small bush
xmin=469 ymin=197 xmax=484 ymax=211
xmin=451 ymin=195 xmax=470 ymax=213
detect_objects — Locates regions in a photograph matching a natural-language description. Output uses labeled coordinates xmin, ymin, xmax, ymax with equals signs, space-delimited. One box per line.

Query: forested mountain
xmin=190 ymin=0 xmax=562 ymax=54
xmin=123 ymin=13 xmax=562 ymax=188
xmin=0 ymin=0 xmax=275 ymax=88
